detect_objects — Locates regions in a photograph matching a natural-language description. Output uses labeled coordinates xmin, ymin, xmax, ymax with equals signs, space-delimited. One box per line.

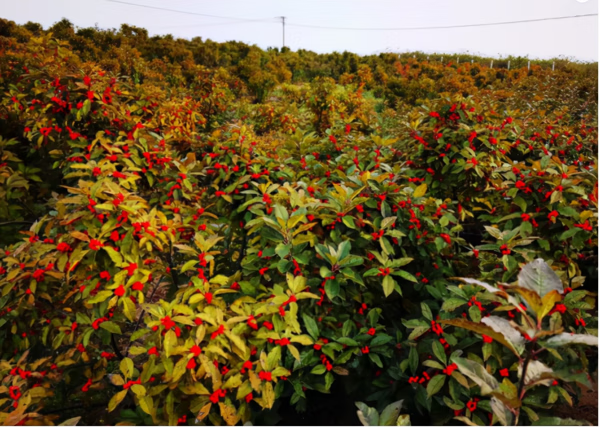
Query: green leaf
xmin=379 ymin=400 xmax=404 ymax=426
xmin=337 ymin=337 xmax=359 ymax=346
xmin=391 ymin=270 xmax=417 ymax=283
xmin=409 ymin=346 xmax=418 ymax=375
xmin=275 ymin=243 xmax=291 ymax=259
xmin=339 ymin=255 xmax=364 ymax=268
xmin=103 ymin=246 xmax=124 ymax=266
xmin=441 ymin=318 xmax=521 ymax=357
xmin=513 ymin=196 xmax=527 ymax=212
xmin=469 ymin=305 xmax=481 ymax=323
xmin=273 ymin=204 xmax=289 ymax=222
xmin=356 ymin=402 xmax=379 ymax=427
xmin=560 ymin=228 xmax=580 ymax=241
xmin=337 ymin=240 xmax=352 ymax=261
xmin=389 ymin=257 xmax=413 ymax=268
xmin=451 ymin=355 xmax=498 ymax=395
xmin=485 ymin=226 xmax=503 ymax=240
xmin=302 ymin=313 xmax=320 ymax=341
xmin=325 ymin=279 xmax=340 ymax=300
xmin=491 ymin=397 xmax=513 ymax=426
xmin=100 ymin=321 xmax=122 ymax=335
xmin=370 ymin=334 xmax=393 ymax=347
xmin=420 ymin=302 xmax=433 ymax=321
xmin=180 ymin=259 xmax=197 ymax=273
xmin=441 ymin=298 xmax=467 ymax=312
xmin=432 ymin=340 xmax=446 ymax=365
xmin=382 ymin=275 xmax=395 ymax=297
xmin=520 ymin=221 xmax=532 ymax=236
xmin=369 ymin=353 xmax=383 ymax=368
xmin=342 ymin=216 xmax=356 ymax=229
xmin=311 ymin=364 xmax=327 ymax=375
xmin=426 ymin=375 xmax=446 ymax=398
xmin=363 ymin=268 xmax=381 ymax=277
xmin=341 ymin=268 xmax=365 ymax=286
xmin=543 ymin=333 xmax=598 ymax=348
xmin=481 ymin=316 xmax=526 ymax=355
xmin=532 ymin=418 xmax=592 ymax=426
xmin=267 ymin=346 xmax=282 ymax=370
xmin=557 ymin=206 xmax=579 ymax=218
xmin=423 ymin=360 xmax=445 ymax=370
xmin=87 ymin=290 xmax=113 ymax=304
xmin=518 ymin=258 xmax=563 ymax=297
xmin=381 ymin=217 xmax=397 ymax=230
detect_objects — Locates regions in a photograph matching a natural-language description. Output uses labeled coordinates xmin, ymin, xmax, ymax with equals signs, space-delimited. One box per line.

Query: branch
xmin=125 ymin=279 xmax=162 ymax=355
xmin=514 ymin=342 xmax=535 ymax=425
xmin=0 ymin=221 xmax=34 ymax=227
xmin=40 ymin=401 xmax=108 ymax=415
xmin=111 ymin=333 xmax=124 ymax=361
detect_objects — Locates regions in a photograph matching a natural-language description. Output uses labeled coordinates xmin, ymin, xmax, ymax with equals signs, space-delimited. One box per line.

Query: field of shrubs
xmin=0 ymin=18 xmax=598 ymax=426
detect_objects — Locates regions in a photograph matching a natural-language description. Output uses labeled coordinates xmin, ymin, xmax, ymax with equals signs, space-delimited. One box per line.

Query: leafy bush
xmin=0 ymin=20 xmax=597 ymax=426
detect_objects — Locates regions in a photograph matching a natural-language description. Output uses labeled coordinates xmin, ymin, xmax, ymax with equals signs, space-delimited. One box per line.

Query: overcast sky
xmin=2 ymin=0 xmax=598 ymax=61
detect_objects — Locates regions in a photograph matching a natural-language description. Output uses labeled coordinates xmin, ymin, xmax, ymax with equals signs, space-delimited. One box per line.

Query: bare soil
xmin=554 ymin=381 xmax=598 ymax=426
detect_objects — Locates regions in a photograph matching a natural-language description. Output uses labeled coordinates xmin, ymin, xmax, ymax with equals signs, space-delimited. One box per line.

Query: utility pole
xmin=281 ymin=16 xmax=286 ymax=49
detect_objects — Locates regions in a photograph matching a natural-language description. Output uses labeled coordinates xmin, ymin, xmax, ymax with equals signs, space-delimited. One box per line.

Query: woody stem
xmin=125 ymin=279 xmax=161 ymax=355
xmin=514 ymin=343 xmax=535 ymax=425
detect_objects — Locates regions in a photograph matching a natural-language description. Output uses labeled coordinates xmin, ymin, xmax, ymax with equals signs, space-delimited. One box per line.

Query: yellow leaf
xmin=451 ymin=371 xmax=470 ymax=388
xmin=262 ymin=382 xmax=275 ymax=409
xmin=103 ymin=247 xmax=124 ymax=267
xmin=196 ymin=403 xmax=212 ymax=422
xmin=108 ymin=390 xmax=128 ymax=412
xmin=413 ymin=183 xmax=427 ymax=198
xmin=189 ymin=294 xmax=205 ymax=305
xmin=223 ymin=374 xmax=242 ymax=390
xmin=287 ymin=344 xmax=300 ymax=361
xmin=225 ymin=331 xmax=248 ymax=358
xmin=580 ymin=210 xmax=594 ymax=221
xmin=122 ymin=297 xmax=136 ymax=322
xmin=539 ymin=290 xmax=562 ymax=321
xmin=70 ymin=231 xmax=90 ymax=242
xmin=164 ymin=330 xmax=177 ymax=357
xmin=180 ymin=259 xmax=197 ymax=273
xmin=219 ymin=402 xmax=240 ymax=426
xmin=171 ymin=357 xmax=188 ymax=383
xmin=138 ymin=396 xmax=154 ymax=416
xmin=248 ymin=370 xmax=261 ymax=391
xmin=108 ymin=374 xmax=125 ymax=386
xmin=210 ymin=275 xmax=229 ymax=285
xmin=130 ymin=384 xmax=146 ymax=396
xmin=58 ymin=416 xmax=82 ymax=426
xmin=120 ymin=358 xmax=134 ymax=379
xmin=290 ymin=334 xmax=314 ymax=346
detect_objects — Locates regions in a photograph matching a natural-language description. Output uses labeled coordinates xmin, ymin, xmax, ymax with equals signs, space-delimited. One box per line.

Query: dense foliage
xmin=0 ymin=19 xmax=597 ymax=426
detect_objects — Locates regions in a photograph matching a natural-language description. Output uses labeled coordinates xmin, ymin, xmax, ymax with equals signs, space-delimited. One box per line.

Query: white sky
xmin=2 ymin=0 xmax=599 ymax=61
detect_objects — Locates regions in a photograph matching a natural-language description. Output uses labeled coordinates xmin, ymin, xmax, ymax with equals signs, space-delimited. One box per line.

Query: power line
xmin=101 ymin=2 xmax=597 ymax=34
xmin=286 ymin=13 xmax=598 ymax=31
xmin=154 ymin=19 xmax=278 ymax=30
xmin=105 ymin=0 xmax=277 ymax=22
